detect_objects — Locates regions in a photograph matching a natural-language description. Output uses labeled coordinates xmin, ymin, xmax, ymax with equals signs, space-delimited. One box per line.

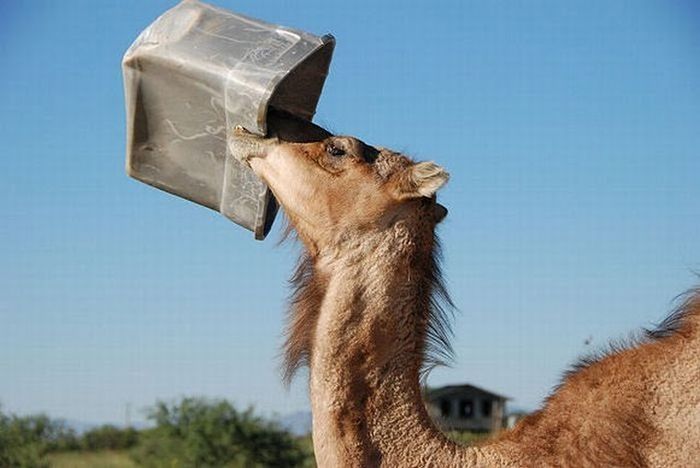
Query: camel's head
xmin=230 ymin=127 xmax=449 ymax=250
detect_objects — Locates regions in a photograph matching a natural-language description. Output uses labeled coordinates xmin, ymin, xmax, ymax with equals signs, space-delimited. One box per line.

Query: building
xmin=425 ymin=384 xmax=508 ymax=433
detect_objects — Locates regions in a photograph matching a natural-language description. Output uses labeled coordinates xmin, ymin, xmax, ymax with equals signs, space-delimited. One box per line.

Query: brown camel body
xmin=231 ymin=126 xmax=700 ymax=467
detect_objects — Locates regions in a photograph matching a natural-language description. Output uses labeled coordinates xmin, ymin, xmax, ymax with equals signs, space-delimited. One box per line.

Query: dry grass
xmin=46 ymin=450 xmax=135 ymax=468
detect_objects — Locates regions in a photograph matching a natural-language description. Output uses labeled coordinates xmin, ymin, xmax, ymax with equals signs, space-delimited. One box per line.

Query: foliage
xmin=131 ymin=397 xmax=312 ymax=467
xmin=0 ymin=406 xmax=78 ymax=468
xmin=295 ymin=435 xmax=315 ymax=467
xmin=81 ymin=425 xmax=139 ymax=451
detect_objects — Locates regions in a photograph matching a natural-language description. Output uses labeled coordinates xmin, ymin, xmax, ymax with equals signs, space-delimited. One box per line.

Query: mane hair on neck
xmin=283 ymin=251 xmax=324 ymax=384
xmin=280 ymin=209 xmax=457 ymax=384
xmin=420 ymin=233 xmax=456 ymax=379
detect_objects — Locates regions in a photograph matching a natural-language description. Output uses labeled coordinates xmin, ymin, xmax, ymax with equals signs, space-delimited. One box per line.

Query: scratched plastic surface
xmin=122 ymin=0 xmax=334 ymax=239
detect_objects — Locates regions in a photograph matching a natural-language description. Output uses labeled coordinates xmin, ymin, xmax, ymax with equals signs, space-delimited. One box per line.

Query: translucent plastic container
xmin=122 ymin=0 xmax=334 ymax=239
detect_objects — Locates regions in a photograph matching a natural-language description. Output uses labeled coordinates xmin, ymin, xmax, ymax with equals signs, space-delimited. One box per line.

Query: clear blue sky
xmin=1 ymin=0 xmax=698 ymax=425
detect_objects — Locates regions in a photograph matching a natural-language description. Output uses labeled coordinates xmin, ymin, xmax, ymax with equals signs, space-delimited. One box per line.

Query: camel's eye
xmin=327 ymin=144 xmax=345 ymax=157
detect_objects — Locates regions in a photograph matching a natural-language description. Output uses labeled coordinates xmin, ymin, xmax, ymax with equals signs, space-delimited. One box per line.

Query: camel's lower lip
xmin=228 ymin=128 xmax=274 ymax=166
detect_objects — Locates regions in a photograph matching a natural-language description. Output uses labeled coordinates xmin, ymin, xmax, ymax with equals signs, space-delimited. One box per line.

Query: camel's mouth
xmin=228 ymin=126 xmax=278 ymax=167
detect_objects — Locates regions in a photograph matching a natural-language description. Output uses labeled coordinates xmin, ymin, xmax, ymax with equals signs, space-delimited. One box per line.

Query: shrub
xmin=81 ymin=424 xmax=139 ymax=451
xmin=131 ymin=397 xmax=311 ymax=467
xmin=0 ymin=407 xmax=79 ymax=468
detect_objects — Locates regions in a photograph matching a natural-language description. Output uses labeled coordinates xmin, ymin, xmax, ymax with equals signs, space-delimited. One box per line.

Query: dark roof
xmin=425 ymin=383 xmax=510 ymax=401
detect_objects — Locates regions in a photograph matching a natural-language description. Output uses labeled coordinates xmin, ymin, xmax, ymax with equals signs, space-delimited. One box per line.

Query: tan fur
xmin=235 ymin=131 xmax=700 ymax=467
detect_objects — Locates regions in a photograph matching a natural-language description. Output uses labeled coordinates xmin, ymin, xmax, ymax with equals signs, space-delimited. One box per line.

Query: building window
xmin=440 ymin=399 xmax=451 ymax=417
xmin=481 ymin=400 xmax=492 ymax=417
xmin=439 ymin=399 xmax=452 ymax=417
xmin=458 ymin=399 xmax=473 ymax=419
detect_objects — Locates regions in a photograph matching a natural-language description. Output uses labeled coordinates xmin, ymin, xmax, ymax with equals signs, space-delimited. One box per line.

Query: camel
xmin=230 ymin=120 xmax=700 ymax=467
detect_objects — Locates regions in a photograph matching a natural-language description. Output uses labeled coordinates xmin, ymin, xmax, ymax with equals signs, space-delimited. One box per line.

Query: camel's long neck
xmin=306 ymin=231 xmax=506 ymax=467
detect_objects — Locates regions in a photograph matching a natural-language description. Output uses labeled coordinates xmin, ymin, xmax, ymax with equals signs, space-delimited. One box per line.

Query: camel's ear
xmin=391 ymin=161 xmax=450 ymax=200
xmin=434 ymin=203 xmax=448 ymax=223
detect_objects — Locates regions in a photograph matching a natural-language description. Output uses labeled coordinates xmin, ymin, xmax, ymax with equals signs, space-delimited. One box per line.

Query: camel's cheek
xmin=250 ymin=148 xmax=297 ymax=191
xmin=249 ymin=148 xmax=322 ymax=213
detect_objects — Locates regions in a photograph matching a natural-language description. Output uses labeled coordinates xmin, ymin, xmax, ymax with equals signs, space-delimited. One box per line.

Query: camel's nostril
xmin=327 ymin=144 xmax=346 ymax=157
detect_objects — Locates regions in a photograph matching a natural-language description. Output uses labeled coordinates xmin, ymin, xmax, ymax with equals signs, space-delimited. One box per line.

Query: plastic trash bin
xmin=122 ymin=0 xmax=334 ymax=239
